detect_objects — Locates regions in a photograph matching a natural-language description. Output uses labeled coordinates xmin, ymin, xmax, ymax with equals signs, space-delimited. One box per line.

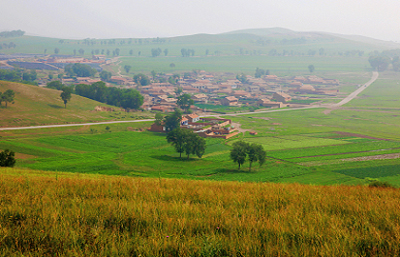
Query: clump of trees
xmin=0 ymin=30 xmax=25 ymax=38
xmin=308 ymin=65 xmax=315 ymax=73
xmin=167 ymin=128 xmax=206 ymax=159
xmin=230 ymin=141 xmax=266 ymax=171
xmin=0 ymin=89 xmax=15 ymax=108
xmin=133 ymin=73 xmax=150 ymax=86
xmin=100 ymin=70 xmax=112 ymax=81
xmin=0 ymin=149 xmax=16 ymax=167
xmin=254 ymin=67 xmax=270 ymax=78
xmin=181 ymin=48 xmax=195 ymax=57
xmin=65 ymin=63 xmax=97 ymax=77
xmin=75 ymin=81 xmax=143 ymax=110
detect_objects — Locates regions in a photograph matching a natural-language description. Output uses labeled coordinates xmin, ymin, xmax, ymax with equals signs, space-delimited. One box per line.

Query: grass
xmin=0 ymin=81 xmax=153 ymax=127
xmin=0 ymin=168 xmax=399 ymax=256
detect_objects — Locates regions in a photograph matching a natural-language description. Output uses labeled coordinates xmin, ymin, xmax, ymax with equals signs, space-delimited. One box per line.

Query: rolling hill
xmin=0 ymin=81 xmax=150 ymax=127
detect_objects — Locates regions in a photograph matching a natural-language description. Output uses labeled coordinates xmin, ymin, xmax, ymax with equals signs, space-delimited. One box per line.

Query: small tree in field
xmin=230 ymin=141 xmax=249 ymax=170
xmin=60 ymin=87 xmax=72 ymax=108
xmin=308 ymin=65 xmax=315 ymax=73
xmin=0 ymin=149 xmax=16 ymax=167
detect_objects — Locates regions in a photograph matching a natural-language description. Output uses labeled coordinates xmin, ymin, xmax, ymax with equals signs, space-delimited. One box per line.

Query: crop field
xmin=118 ymin=55 xmax=369 ymax=75
xmin=1 ymin=120 xmax=399 ymax=186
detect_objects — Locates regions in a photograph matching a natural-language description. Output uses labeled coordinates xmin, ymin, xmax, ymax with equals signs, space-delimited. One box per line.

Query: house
xmin=181 ymin=117 xmax=188 ymax=126
xmin=258 ymin=99 xmax=284 ymax=108
xmin=192 ymin=94 xmax=208 ymax=103
xmin=186 ymin=114 xmax=200 ymax=123
xmin=233 ymin=90 xmax=251 ymax=98
xmin=220 ymin=96 xmax=238 ymax=106
xmin=273 ymin=92 xmax=292 ymax=103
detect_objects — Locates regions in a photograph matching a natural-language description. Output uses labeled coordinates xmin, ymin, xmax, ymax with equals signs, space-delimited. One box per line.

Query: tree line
xmin=0 ymin=69 xmax=38 ymax=86
xmin=368 ymin=49 xmax=400 ymax=72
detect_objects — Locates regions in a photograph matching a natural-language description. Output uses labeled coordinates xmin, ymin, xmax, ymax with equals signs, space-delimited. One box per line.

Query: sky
xmin=1 ymin=0 xmax=400 ymax=42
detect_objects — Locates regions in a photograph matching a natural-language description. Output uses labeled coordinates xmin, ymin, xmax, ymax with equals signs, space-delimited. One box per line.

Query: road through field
xmin=0 ymin=72 xmax=378 ymax=131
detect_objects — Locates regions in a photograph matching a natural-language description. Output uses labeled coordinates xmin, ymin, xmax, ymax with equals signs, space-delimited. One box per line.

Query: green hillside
xmin=0 ymin=81 xmax=151 ymax=127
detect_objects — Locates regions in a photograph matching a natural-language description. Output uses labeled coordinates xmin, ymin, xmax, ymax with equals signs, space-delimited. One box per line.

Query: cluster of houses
xmin=149 ymin=113 xmax=239 ymax=139
xmin=140 ymin=71 xmax=340 ymax=112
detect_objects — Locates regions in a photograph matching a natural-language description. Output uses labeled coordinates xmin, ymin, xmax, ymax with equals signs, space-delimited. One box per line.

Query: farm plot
xmin=244 ymin=134 xmax=348 ymax=151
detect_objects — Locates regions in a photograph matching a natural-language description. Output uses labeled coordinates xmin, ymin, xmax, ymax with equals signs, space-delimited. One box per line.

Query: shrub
xmin=368 ymin=181 xmax=396 ymax=189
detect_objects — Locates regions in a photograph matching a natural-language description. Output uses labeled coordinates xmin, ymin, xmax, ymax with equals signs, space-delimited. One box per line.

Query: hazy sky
xmin=1 ymin=0 xmax=400 ymax=41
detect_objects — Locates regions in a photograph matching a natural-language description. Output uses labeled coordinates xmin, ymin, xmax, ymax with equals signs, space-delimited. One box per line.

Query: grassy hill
xmin=2 ymin=28 xmax=399 ymax=74
xmin=0 ymin=167 xmax=399 ymax=256
xmin=0 ymin=81 xmax=151 ymax=127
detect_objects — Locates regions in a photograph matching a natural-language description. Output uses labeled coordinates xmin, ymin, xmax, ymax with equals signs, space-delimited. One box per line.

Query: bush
xmin=368 ymin=181 xmax=396 ymax=189
xmin=0 ymin=149 xmax=16 ymax=167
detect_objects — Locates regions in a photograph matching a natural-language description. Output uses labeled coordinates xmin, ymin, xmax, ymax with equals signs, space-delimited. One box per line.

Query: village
xmin=1 ymin=53 xmax=341 ymax=116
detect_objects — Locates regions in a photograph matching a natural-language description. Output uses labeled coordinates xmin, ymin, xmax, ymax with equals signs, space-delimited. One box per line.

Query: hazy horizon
xmin=1 ymin=0 xmax=400 ymax=42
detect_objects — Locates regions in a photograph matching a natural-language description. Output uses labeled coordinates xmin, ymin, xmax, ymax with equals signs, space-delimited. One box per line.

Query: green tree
xmin=124 ymin=65 xmax=131 ymax=74
xmin=167 ymin=128 xmax=206 ymax=159
xmin=1 ymin=89 xmax=15 ymax=108
xmin=119 ymin=89 xmax=144 ymax=110
xmin=164 ymin=108 xmax=182 ymax=131
xmin=65 ymin=63 xmax=96 ymax=77
xmin=151 ymin=70 xmax=157 ymax=80
xmin=183 ymin=132 xmax=206 ymax=159
xmin=177 ymin=93 xmax=194 ymax=113
xmin=47 ymin=80 xmax=64 ymax=90
xmin=100 ymin=70 xmax=112 ymax=81
xmin=247 ymin=143 xmax=266 ymax=171
xmin=230 ymin=141 xmax=249 ymax=170
xmin=155 ymin=112 xmax=164 ymax=125
xmin=308 ymin=65 xmax=315 ymax=73
xmin=54 ymin=48 xmax=60 ymax=54
xmin=368 ymin=56 xmax=390 ymax=71
xmin=164 ymin=49 xmax=168 ymax=56
xmin=0 ymin=149 xmax=16 ymax=167
xmin=167 ymin=128 xmax=187 ymax=158
xmin=60 ymin=87 xmax=72 ymax=108
xmin=133 ymin=73 xmax=150 ymax=86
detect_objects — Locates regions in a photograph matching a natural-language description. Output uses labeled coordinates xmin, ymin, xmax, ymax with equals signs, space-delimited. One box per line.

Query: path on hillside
xmin=0 ymin=72 xmax=378 ymax=131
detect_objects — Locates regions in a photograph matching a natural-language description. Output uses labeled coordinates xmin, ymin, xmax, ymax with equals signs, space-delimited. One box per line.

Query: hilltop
xmin=0 ymin=81 xmax=151 ymax=127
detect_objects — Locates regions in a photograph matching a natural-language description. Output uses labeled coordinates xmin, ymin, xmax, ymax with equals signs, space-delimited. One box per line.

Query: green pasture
xmin=1 ymin=121 xmax=400 ymax=186
xmin=118 ymin=55 xmax=369 ymax=75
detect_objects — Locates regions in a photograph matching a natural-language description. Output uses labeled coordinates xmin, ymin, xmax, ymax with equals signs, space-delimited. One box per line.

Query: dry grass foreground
xmin=0 ymin=168 xmax=399 ymax=256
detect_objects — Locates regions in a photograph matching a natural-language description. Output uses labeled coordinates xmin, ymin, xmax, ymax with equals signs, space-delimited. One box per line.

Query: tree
xmin=164 ymin=49 xmax=168 ymax=56
xmin=0 ymin=149 xmax=16 ymax=167
xmin=183 ymin=132 xmax=206 ymax=159
xmin=60 ymin=87 xmax=72 ymax=108
xmin=167 ymin=128 xmax=187 ymax=158
xmin=133 ymin=73 xmax=150 ymax=86
xmin=308 ymin=65 xmax=315 ymax=73
xmin=164 ymin=108 xmax=182 ymax=131
xmin=170 ymin=63 xmax=175 ymax=68
xmin=54 ymin=48 xmax=60 ymax=54
xmin=155 ymin=112 xmax=164 ymax=125
xmin=230 ymin=141 xmax=249 ymax=170
xmin=177 ymin=93 xmax=194 ymax=113
xmin=119 ymin=89 xmax=144 ymax=110
xmin=65 ymin=63 xmax=96 ymax=77
xmin=47 ymin=80 xmax=64 ymax=90
xmin=247 ymin=143 xmax=266 ymax=171
xmin=1 ymin=89 xmax=15 ymax=108
xmin=369 ymin=56 xmax=390 ymax=71
xmin=167 ymin=128 xmax=206 ymax=159
xmin=124 ymin=65 xmax=131 ymax=74
xmin=392 ymin=56 xmax=400 ymax=72
xmin=255 ymin=67 xmax=268 ymax=78
xmin=151 ymin=70 xmax=157 ymax=80
xmin=100 ymin=70 xmax=112 ymax=81
xmin=151 ymin=48 xmax=162 ymax=57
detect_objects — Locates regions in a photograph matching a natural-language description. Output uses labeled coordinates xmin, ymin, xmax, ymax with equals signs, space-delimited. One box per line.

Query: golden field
xmin=0 ymin=168 xmax=399 ymax=256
